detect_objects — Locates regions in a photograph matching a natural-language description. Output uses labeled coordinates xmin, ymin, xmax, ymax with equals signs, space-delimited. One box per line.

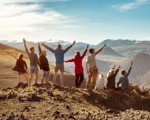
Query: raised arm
xmin=95 ymin=44 xmax=106 ymax=55
xmin=64 ymin=40 xmax=76 ymax=53
xmin=86 ymin=61 xmax=89 ymax=76
xmin=42 ymin=43 xmax=54 ymax=53
xmin=126 ymin=62 xmax=133 ymax=77
xmin=38 ymin=42 xmax=42 ymax=55
xmin=24 ymin=61 xmax=27 ymax=70
xmin=81 ymin=45 xmax=89 ymax=59
xmin=117 ymin=78 xmax=122 ymax=88
xmin=65 ymin=58 xmax=75 ymax=63
xmin=23 ymin=38 xmax=29 ymax=55
xmin=115 ymin=65 xmax=121 ymax=76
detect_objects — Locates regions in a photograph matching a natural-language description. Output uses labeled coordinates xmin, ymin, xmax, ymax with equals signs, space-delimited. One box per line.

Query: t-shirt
xmin=25 ymin=47 xmax=39 ymax=66
xmin=86 ymin=53 xmax=96 ymax=68
xmin=44 ymin=44 xmax=73 ymax=64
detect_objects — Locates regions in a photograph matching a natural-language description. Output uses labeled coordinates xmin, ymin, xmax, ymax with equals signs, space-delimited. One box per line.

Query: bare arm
xmin=23 ymin=38 xmax=29 ymax=55
xmin=42 ymin=43 xmax=54 ymax=53
xmin=64 ymin=40 xmax=76 ymax=53
xmin=86 ymin=62 xmax=89 ymax=75
xmin=81 ymin=45 xmax=89 ymax=59
xmin=38 ymin=42 xmax=42 ymax=55
xmin=117 ymin=78 xmax=122 ymax=88
xmin=95 ymin=44 xmax=106 ymax=55
xmin=24 ymin=61 xmax=27 ymax=70
xmin=126 ymin=62 xmax=132 ymax=77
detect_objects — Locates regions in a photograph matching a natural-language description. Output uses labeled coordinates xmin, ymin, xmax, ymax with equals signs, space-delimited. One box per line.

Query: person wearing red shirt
xmin=65 ymin=45 xmax=89 ymax=88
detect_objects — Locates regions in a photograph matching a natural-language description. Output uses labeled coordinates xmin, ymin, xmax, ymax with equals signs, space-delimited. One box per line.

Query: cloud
xmin=0 ymin=0 xmax=72 ymax=36
xmin=113 ymin=0 xmax=150 ymax=12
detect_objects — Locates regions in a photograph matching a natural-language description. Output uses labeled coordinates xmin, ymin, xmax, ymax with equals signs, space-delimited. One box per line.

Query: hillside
xmin=0 ymin=43 xmax=77 ymax=89
xmin=0 ymin=84 xmax=150 ymax=119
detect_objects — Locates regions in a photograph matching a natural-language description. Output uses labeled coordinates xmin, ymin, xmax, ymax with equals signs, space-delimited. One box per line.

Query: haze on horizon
xmin=0 ymin=0 xmax=150 ymax=44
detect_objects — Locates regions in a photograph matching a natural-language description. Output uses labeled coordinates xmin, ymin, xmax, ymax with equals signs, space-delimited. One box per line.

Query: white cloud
xmin=0 ymin=0 xmax=72 ymax=37
xmin=113 ymin=0 xmax=150 ymax=12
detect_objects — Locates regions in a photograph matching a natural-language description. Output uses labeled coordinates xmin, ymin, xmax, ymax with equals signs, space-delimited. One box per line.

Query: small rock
xmin=6 ymin=112 xmax=15 ymax=120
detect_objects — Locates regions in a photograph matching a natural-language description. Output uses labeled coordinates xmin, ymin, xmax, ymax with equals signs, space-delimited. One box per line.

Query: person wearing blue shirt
xmin=42 ymin=41 xmax=75 ymax=86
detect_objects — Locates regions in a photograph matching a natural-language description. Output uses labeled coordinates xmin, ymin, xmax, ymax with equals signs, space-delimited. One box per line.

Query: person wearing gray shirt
xmin=23 ymin=38 xmax=39 ymax=86
xmin=117 ymin=62 xmax=133 ymax=90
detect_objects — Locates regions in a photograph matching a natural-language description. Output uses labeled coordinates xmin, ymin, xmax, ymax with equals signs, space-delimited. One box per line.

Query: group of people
xmin=12 ymin=38 xmax=141 ymax=93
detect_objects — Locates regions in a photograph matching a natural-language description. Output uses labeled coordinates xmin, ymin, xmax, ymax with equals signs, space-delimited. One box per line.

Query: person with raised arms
xmin=86 ymin=44 xmax=106 ymax=90
xmin=42 ymin=41 xmax=75 ymax=86
xmin=38 ymin=42 xmax=50 ymax=85
xmin=65 ymin=45 xmax=89 ymax=88
xmin=23 ymin=38 xmax=39 ymax=86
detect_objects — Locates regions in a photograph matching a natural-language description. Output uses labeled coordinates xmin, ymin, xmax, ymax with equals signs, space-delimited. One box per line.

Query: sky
xmin=0 ymin=0 xmax=150 ymax=44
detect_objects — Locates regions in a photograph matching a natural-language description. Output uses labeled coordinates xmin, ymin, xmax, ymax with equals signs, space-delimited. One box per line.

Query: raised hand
xmin=38 ymin=42 xmax=40 ymax=47
xmin=72 ymin=40 xmax=76 ymax=45
xmin=23 ymin=38 xmax=26 ymax=43
xmin=87 ymin=44 xmax=89 ymax=48
xmin=41 ymin=43 xmax=45 ymax=46
xmin=131 ymin=61 xmax=133 ymax=66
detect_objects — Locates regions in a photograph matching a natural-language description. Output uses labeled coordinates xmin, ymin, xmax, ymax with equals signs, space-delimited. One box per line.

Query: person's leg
xmin=75 ymin=74 xmax=79 ymax=88
xmin=60 ymin=72 xmax=64 ymax=86
xmin=34 ymin=66 xmax=39 ymax=84
xmin=53 ymin=72 xmax=58 ymax=85
xmin=78 ymin=73 xmax=84 ymax=88
xmin=86 ymin=71 xmax=92 ymax=89
xmin=45 ymin=71 xmax=50 ymax=84
xmin=29 ymin=66 xmax=34 ymax=86
xmin=133 ymin=85 xmax=143 ymax=93
xmin=18 ymin=73 xmax=21 ymax=84
xmin=92 ymin=68 xmax=98 ymax=89
xmin=29 ymin=73 xmax=33 ymax=86
xmin=23 ymin=73 xmax=29 ymax=84
xmin=41 ymin=71 xmax=45 ymax=84
xmin=59 ymin=64 xmax=64 ymax=86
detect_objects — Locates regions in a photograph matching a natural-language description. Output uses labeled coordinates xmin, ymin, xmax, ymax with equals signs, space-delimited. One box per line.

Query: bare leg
xmin=60 ymin=72 xmax=64 ymax=86
xmin=53 ymin=72 xmax=58 ymax=85
xmin=86 ymin=73 xmax=92 ymax=89
xmin=45 ymin=72 xmax=50 ymax=84
xmin=18 ymin=74 xmax=21 ymax=84
xmin=41 ymin=78 xmax=44 ymax=84
xmin=35 ymin=74 xmax=38 ymax=84
xmin=23 ymin=73 xmax=29 ymax=84
xmin=29 ymin=74 xmax=33 ymax=86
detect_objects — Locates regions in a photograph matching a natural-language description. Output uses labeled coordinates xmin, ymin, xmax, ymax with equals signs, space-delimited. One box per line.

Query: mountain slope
xmin=0 ymin=85 xmax=150 ymax=119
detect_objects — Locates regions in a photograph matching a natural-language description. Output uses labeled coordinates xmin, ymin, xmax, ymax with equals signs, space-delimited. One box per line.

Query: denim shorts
xmin=43 ymin=70 xmax=50 ymax=78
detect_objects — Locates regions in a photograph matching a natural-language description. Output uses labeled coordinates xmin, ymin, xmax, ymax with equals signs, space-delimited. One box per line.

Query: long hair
xmin=107 ymin=69 xmax=115 ymax=78
xmin=18 ymin=53 xmax=23 ymax=60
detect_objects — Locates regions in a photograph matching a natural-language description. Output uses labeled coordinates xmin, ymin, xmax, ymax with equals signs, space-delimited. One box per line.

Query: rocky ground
xmin=0 ymin=83 xmax=150 ymax=120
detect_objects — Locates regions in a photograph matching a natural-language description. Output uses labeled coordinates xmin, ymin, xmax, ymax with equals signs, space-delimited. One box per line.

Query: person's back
xmin=17 ymin=59 xmax=27 ymax=73
xmin=119 ymin=75 xmax=129 ymax=90
xmin=95 ymin=73 xmax=104 ymax=90
xmin=28 ymin=52 xmax=39 ymax=66
xmin=74 ymin=54 xmax=84 ymax=74
xmin=107 ymin=68 xmax=119 ymax=90
xmin=54 ymin=48 xmax=66 ymax=64
xmin=117 ymin=62 xmax=132 ymax=91
xmin=39 ymin=54 xmax=49 ymax=71
xmin=87 ymin=53 xmax=96 ymax=69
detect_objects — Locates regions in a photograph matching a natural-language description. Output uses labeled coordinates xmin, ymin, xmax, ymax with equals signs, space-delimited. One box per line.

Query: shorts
xmin=43 ymin=70 xmax=50 ymax=78
xmin=18 ymin=72 xmax=27 ymax=75
xmin=30 ymin=66 xmax=38 ymax=74
xmin=55 ymin=64 xmax=64 ymax=72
